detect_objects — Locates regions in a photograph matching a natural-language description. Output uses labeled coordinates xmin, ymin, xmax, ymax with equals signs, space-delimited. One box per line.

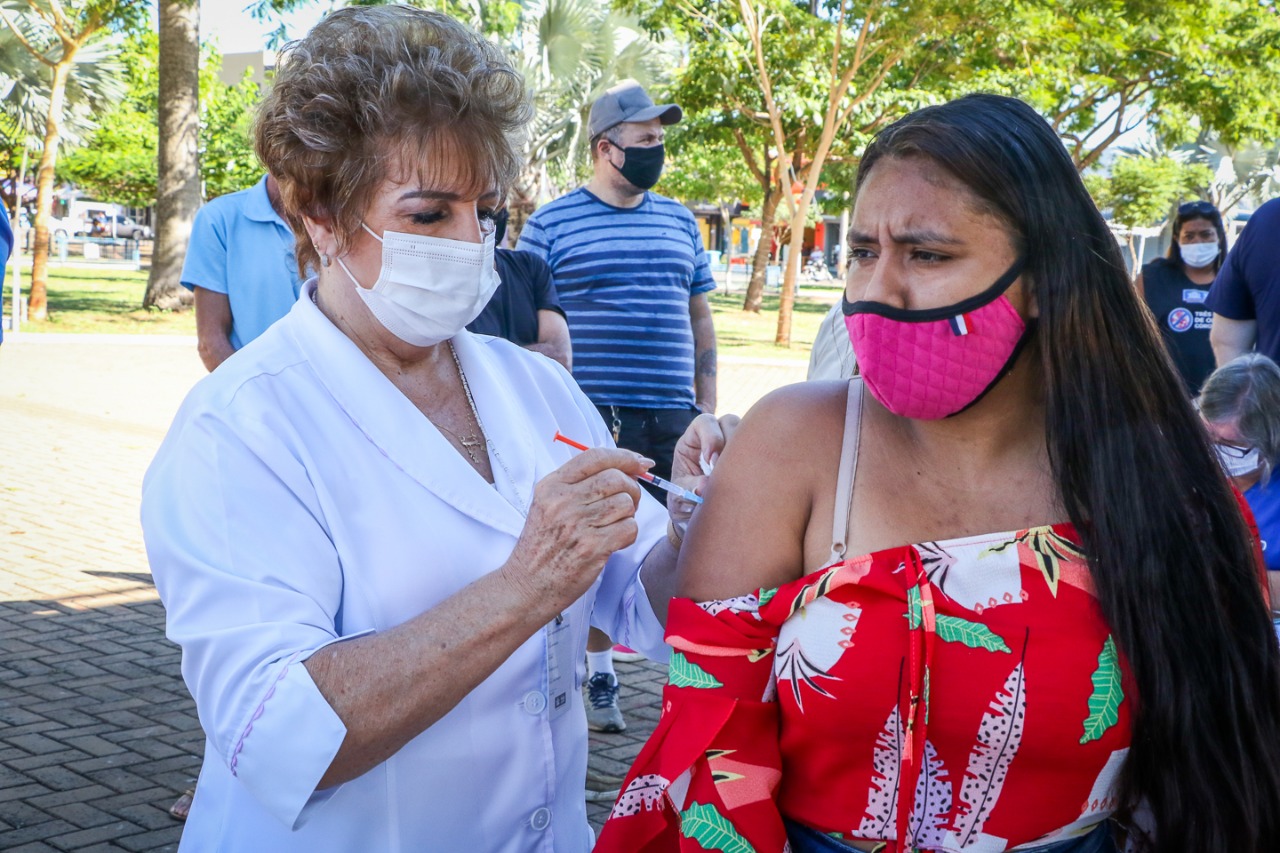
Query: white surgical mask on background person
xmin=1214 ymin=443 xmax=1261 ymax=478
xmin=336 ymin=223 xmax=500 ymax=347
xmin=1181 ymin=241 xmax=1220 ymax=269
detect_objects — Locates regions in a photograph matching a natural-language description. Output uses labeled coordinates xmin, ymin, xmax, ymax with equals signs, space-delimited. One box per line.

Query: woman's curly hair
xmin=255 ymin=5 xmax=532 ymax=274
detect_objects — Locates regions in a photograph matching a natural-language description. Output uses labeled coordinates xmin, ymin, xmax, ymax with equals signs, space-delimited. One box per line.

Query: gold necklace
xmin=441 ymin=342 xmax=485 ymax=465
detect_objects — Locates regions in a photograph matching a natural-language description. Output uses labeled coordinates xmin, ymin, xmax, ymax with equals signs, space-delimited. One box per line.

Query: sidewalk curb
xmin=4 ymin=332 xmax=198 ymax=346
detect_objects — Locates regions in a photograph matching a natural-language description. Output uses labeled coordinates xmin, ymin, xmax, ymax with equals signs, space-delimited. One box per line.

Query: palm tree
xmin=507 ymin=0 xmax=674 ymax=239
xmin=239 ymin=0 xmax=676 ymax=243
xmin=142 ymin=0 xmax=199 ymax=311
xmin=0 ymin=19 xmax=120 ymax=219
xmin=0 ymin=0 xmax=137 ymax=320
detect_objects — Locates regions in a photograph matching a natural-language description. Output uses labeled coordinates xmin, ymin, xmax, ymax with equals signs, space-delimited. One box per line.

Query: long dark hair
xmin=857 ymin=94 xmax=1280 ymax=850
xmin=1167 ymin=200 xmax=1228 ymax=273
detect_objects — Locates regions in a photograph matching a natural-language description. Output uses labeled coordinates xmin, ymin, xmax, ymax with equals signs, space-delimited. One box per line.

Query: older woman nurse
xmin=140 ymin=7 xmax=726 ymax=851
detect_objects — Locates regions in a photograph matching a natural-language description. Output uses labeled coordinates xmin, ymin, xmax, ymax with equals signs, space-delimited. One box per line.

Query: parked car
xmin=86 ymin=212 xmax=151 ymax=239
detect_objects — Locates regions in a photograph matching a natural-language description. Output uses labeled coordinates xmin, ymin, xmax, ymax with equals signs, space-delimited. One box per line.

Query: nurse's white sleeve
xmin=546 ymin=362 xmax=671 ymax=661
xmin=591 ymin=492 xmax=671 ymax=663
xmin=142 ymin=411 xmax=353 ymax=830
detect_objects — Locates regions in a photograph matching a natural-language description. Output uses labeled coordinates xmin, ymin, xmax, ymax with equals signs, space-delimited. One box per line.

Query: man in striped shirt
xmin=517 ymin=79 xmax=717 ymax=734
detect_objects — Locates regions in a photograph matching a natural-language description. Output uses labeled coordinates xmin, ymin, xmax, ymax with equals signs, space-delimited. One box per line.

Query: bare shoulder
xmin=676 ymin=380 xmax=850 ymax=601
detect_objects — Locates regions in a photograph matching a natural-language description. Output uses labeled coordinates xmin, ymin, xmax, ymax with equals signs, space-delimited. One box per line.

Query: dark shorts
xmin=596 ymin=404 xmax=699 ymax=502
xmin=783 ymin=819 xmax=1119 ymax=853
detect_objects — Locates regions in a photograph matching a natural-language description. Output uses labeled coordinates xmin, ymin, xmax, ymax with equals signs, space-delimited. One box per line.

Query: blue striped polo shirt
xmin=517 ymin=188 xmax=715 ymax=409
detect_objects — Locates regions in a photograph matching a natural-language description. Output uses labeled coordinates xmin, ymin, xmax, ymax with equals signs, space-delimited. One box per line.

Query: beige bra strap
xmin=830 ymin=378 xmax=865 ymax=563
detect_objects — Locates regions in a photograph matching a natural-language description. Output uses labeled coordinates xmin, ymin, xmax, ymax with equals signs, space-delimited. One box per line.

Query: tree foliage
xmin=968 ymin=0 xmax=1280 ymax=170
xmin=199 ymin=63 xmax=264 ymax=200
xmin=508 ymin=0 xmax=674 ymax=232
xmin=0 ymin=0 xmax=146 ymax=319
xmin=1181 ymin=135 xmax=1280 ymax=213
xmin=624 ymin=0 xmax=1004 ymax=341
xmin=1086 ymin=153 xmax=1212 ymax=230
xmin=0 ymin=13 xmax=122 ymax=154
xmin=249 ymin=0 xmax=523 ymax=45
xmin=57 ymin=38 xmax=264 ymax=207
xmin=56 ymin=29 xmax=154 ymax=206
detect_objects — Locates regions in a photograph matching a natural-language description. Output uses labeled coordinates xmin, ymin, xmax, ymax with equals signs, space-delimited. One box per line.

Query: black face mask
xmin=610 ymin=143 xmax=665 ymax=191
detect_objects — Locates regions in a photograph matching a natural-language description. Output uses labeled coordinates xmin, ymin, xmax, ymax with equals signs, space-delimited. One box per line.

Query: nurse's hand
xmin=669 ymin=413 xmax=741 ymax=523
xmin=502 ymin=448 xmax=649 ymax=613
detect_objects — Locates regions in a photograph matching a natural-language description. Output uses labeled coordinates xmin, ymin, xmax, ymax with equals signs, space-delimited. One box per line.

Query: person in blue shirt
xmin=0 ymin=206 xmax=12 ymax=345
xmin=517 ymin=79 xmax=718 ymax=734
xmin=1200 ymin=353 xmax=1280 ymax=634
xmin=1206 ymin=198 xmax=1280 ymax=367
xmin=181 ymin=174 xmax=302 ymax=371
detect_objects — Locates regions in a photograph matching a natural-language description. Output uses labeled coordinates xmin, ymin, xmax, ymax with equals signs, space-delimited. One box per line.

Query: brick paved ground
xmin=0 ymin=333 xmax=808 ymax=850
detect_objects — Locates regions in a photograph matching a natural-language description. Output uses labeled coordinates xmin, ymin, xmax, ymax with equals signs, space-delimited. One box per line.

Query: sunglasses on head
xmin=1178 ymin=201 xmax=1218 ymax=218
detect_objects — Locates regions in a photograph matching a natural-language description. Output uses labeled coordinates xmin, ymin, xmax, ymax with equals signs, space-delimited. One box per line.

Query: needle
xmin=553 ymin=432 xmax=704 ymax=505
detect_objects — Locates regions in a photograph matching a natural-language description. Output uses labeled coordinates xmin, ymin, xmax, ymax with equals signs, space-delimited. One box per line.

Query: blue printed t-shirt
xmin=1245 ymin=478 xmax=1280 ymax=572
xmin=181 ymin=176 xmax=302 ymax=350
xmin=1206 ymin=198 xmax=1280 ymax=363
xmin=516 ymin=188 xmax=715 ymax=409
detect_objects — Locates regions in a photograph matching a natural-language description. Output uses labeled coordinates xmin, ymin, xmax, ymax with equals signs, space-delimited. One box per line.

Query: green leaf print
xmin=935 ymin=615 xmax=1012 ymax=653
xmin=907 ymin=585 xmax=923 ymax=629
xmin=1080 ymin=635 xmax=1124 ymax=744
xmin=757 ymin=586 xmax=777 ymax=607
xmin=669 ymin=652 xmax=724 ymax=689
xmin=679 ymin=802 xmax=756 ymax=853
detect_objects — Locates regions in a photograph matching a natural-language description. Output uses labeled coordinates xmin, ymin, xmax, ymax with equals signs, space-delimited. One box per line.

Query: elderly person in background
xmin=1201 ymin=353 xmax=1280 ymax=626
xmin=140 ymin=7 xmax=727 ymax=851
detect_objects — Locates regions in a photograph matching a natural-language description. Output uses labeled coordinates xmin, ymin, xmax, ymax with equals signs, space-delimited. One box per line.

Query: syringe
xmin=553 ymin=432 xmax=704 ymax=505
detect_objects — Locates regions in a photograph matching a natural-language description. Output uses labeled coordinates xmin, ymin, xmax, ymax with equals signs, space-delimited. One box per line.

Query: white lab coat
xmin=141 ymin=281 xmax=669 ymax=852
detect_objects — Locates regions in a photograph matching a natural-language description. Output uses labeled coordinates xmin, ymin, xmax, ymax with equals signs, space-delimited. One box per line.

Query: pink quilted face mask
xmin=843 ymin=258 xmax=1031 ymax=420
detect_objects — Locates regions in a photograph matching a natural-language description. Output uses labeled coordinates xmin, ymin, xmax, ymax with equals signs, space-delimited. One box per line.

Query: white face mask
xmin=337 ymin=223 xmax=500 ymax=347
xmin=1214 ymin=443 xmax=1261 ymax=478
xmin=1181 ymin=241 xmax=1220 ymax=269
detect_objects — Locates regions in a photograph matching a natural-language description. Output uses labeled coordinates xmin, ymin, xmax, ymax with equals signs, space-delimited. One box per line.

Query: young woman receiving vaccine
xmin=1135 ymin=200 xmax=1228 ymax=394
xmin=597 ymin=96 xmax=1280 ymax=853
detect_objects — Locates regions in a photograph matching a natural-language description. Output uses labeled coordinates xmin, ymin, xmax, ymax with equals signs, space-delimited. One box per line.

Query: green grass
xmin=5 ymin=264 xmax=841 ymax=359
xmin=709 ymin=282 xmax=842 ymax=361
xmin=5 ymin=265 xmax=196 ymax=335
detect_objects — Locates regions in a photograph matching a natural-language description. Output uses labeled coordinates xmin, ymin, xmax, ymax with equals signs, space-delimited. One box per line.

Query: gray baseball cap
xmin=588 ymin=79 xmax=683 ymax=139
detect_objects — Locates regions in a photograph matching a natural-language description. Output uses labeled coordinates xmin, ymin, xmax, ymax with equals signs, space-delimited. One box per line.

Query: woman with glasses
xmin=1135 ymin=200 xmax=1228 ymax=393
xmin=1201 ymin=353 xmax=1280 ymax=632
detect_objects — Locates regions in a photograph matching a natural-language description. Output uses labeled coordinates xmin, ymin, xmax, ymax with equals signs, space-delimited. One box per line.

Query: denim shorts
xmin=783 ymin=819 xmax=1118 ymax=853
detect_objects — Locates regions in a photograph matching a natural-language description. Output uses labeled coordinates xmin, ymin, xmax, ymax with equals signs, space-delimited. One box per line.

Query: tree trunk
xmin=774 ymin=190 xmax=814 ymax=347
xmin=28 ymin=59 xmax=75 ymax=321
xmin=144 ymin=0 xmax=200 ymax=311
xmin=742 ymin=186 xmax=781 ymax=313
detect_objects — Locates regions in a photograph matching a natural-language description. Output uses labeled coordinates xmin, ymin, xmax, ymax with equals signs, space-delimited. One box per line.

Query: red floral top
xmin=596 ymin=524 xmax=1135 ymax=853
